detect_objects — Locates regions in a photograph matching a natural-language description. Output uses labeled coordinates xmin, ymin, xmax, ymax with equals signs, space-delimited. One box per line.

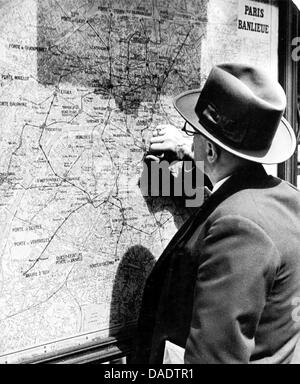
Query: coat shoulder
xmin=209 ymin=179 xmax=300 ymax=225
xmin=207 ymin=180 xmax=300 ymax=262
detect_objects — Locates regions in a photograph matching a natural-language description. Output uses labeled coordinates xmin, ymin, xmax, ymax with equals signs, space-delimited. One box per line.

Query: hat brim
xmin=173 ymin=89 xmax=297 ymax=165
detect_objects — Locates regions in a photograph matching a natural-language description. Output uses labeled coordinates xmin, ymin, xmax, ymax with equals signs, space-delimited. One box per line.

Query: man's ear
xmin=206 ymin=141 xmax=219 ymax=164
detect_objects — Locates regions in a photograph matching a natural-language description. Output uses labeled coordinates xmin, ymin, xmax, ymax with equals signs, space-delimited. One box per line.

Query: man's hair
xmin=209 ymin=139 xmax=253 ymax=169
xmin=221 ymin=145 xmax=253 ymax=168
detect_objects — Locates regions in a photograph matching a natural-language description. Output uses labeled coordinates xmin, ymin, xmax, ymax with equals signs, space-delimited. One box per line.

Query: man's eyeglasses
xmin=181 ymin=122 xmax=199 ymax=136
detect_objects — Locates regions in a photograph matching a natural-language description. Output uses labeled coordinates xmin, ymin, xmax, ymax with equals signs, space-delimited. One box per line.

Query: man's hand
xmin=146 ymin=124 xmax=194 ymax=162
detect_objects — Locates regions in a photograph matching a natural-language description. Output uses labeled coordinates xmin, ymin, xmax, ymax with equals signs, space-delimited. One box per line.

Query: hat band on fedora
xmin=195 ymin=99 xmax=278 ymax=151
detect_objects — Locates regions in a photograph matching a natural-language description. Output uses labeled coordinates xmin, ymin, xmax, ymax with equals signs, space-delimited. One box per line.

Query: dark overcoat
xmin=134 ymin=164 xmax=300 ymax=364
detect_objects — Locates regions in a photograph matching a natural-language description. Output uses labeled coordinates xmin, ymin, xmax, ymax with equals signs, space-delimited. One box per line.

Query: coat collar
xmin=160 ymin=163 xmax=281 ymax=258
xmin=203 ymin=163 xmax=280 ymax=214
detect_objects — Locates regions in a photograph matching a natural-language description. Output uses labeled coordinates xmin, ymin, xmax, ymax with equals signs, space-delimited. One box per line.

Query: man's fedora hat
xmin=173 ymin=63 xmax=296 ymax=164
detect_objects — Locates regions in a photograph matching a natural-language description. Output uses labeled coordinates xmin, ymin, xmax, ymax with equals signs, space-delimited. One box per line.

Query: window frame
xmin=278 ymin=0 xmax=299 ymax=185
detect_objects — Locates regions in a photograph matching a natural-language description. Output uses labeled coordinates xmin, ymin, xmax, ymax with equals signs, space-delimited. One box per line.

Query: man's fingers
xmin=149 ymin=143 xmax=168 ymax=152
xmin=145 ymin=155 xmax=162 ymax=162
xmin=150 ymin=136 xmax=165 ymax=144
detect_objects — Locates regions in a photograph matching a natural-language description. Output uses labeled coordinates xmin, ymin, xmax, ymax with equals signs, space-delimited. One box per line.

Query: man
xmin=134 ymin=63 xmax=300 ymax=364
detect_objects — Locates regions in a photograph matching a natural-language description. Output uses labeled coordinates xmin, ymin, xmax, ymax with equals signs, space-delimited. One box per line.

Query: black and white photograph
xmin=0 ymin=0 xmax=299 ymax=371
